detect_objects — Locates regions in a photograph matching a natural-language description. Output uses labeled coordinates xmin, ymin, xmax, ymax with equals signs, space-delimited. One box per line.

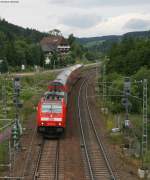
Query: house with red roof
xmin=40 ymin=35 xmax=70 ymax=55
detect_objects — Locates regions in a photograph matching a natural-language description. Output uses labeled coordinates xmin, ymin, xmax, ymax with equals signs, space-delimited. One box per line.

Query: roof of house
xmin=40 ymin=35 xmax=69 ymax=52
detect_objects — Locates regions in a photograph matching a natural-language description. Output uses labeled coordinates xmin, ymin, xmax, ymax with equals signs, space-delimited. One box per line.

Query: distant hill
xmin=123 ymin=30 xmax=150 ymax=39
xmin=76 ymin=30 xmax=150 ymax=53
xmin=76 ymin=35 xmax=121 ymax=45
xmin=77 ymin=30 xmax=150 ymax=45
xmin=0 ymin=18 xmax=47 ymax=42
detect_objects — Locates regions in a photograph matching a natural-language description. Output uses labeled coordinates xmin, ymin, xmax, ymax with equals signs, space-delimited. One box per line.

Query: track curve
xmin=78 ymin=71 xmax=117 ymax=180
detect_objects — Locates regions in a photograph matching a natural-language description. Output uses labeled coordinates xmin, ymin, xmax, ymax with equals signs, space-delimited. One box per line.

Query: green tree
xmin=6 ymin=41 xmax=17 ymax=66
xmin=68 ymin=34 xmax=75 ymax=46
xmin=0 ymin=59 xmax=8 ymax=73
xmin=0 ymin=31 xmax=7 ymax=59
xmin=14 ymin=40 xmax=27 ymax=66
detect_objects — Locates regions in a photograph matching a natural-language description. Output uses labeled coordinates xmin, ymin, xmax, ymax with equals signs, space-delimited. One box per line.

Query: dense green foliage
xmin=0 ymin=18 xmax=47 ymax=42
xmin=68 ymin=34 xmax=101 ymax=62
xmin=103 ymin=37 xmax=150 ymax=115
xmin=107 ymin=38 xmax=150 ymax=75
xmin=0 ymin=19 xmax=46 ymax=72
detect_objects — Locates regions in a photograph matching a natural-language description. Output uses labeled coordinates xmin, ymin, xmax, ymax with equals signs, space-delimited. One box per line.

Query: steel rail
xmin=22 ymin=125 xmax=38 ymax=178
xmin=85 ymin=82 xmax=117 ymax=180
xmin=54 ymin=140 xmax=60 ymax=180
xmin=78 ymin=78 xmax=95 ymax=180
xmin=33 ymin=140 xmax=60 ymax=180
xmin=33 ymin=140 xmax=45 ymax=180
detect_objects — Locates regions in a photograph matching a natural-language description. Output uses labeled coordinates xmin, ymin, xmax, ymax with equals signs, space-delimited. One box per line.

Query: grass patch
xmin=0 ymin=141 xmax=9 ymax=172
xmin=109 ymin=133 xmax=124 ymax=145
xmin=106 ymin=114 xmax=116 ymax=131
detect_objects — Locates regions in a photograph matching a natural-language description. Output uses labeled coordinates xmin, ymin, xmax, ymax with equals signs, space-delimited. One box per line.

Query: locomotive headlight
xmin=42 ymin=122 xmax=44 ymax=125
xmin=59 ymin=123 xmax=61 ymax=126
xmin=54 ymin=118 xmax=62 ymax=121
xmin=41 ymin=117 xmax=49 ymax=121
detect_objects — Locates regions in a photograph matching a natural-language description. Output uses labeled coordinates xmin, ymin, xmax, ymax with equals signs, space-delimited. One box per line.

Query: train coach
xmin=36 ymin=64 xmax=83 ymax=135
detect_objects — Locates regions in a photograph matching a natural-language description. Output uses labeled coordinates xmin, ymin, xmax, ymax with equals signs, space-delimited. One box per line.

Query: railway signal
xmin=14 ymin=77 xmax=21 ymax=96
xmin=12 ymin=124 xmax=19 ymax=144
xmin=122 ymin=77 xmax=131 ymax=128
xmin=103 ymin=64 xmax=106 ymax=102
xmin=124 ymin=77 xmax=131 ymax=96
xmin=13 ymin=77 xmax=23 ymax=108
xmin=122 ymin=98 xmax=129 ymax=106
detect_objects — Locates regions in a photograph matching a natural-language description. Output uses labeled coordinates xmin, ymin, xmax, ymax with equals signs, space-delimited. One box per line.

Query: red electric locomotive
xmin=37 ymin=64 xmax=83 ymax=135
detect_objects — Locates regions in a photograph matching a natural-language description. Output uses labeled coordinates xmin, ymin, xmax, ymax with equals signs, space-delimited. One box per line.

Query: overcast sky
xmin=0 ymin=0 xmax=150 ymax=37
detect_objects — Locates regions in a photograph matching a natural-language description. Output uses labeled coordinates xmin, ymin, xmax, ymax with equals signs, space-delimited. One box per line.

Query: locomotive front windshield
xmin=42 ymin=103 xmax=62 ymax=113
xmin=45 ymin=91 xmax=65 ymax=100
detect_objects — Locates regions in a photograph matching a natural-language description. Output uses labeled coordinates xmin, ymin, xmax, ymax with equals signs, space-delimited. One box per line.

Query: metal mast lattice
xmin=142 ymin=79 xmax=148 ymax=156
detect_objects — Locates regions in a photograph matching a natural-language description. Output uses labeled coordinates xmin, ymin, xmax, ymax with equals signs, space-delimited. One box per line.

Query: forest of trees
xmin=0 ymin=18 xmax=47 ymax=42
xmin=63 ymin=34 xmax=100 ymax=65
xmin=107 ymin=38 xmax=150 ymax=75
xmin=103 ymin=37 xmax=150 ymax=115
xmin=0 ymin=19 xmax=47 ymax=72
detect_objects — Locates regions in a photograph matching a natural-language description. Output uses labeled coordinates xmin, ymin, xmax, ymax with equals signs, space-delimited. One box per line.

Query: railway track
xmin=78 ymin=76 xmax=117 ymax=180
xmin=33 ymin=139 xmax=61 ymax=180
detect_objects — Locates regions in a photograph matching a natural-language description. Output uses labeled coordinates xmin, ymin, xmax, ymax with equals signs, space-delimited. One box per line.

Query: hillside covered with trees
xmin=67 ymin=34 xmax=100 ymax=64
xmin=77 ymin=30 xmax=150 ymax=54
xmin=0 ymin=19 xmax=48 ymax=72
xmin=0 ymin=18 xmax=47 ymax=42
xmin=107 ymin=37 xmax=150 ymax=75
xmin=103 ymin=37 xmax=150 ymax=114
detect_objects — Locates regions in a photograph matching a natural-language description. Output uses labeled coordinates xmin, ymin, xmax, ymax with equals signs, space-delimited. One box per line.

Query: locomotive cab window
xmin=42 ymin=103 xmax=62 ymax=113
xmin=45 ymin=91 xmax=65 ymax=100
xmin=42 ymin=104 xmax=51 ymax=113
xmin=52 ymin=104 xmax=62 ymax=113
